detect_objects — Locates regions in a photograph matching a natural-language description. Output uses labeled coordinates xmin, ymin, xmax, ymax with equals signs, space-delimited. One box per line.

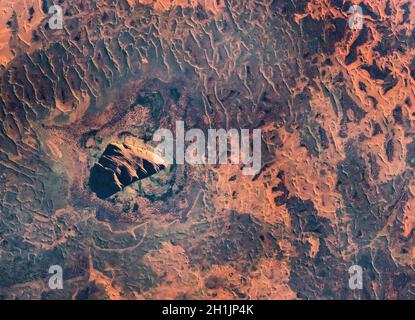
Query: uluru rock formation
xmin=89 ymin=142 xmax=166 ymax=199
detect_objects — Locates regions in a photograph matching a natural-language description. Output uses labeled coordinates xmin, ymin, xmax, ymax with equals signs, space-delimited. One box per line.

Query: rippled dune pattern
xmin=0 ymin=0 xmax=414 ymax=299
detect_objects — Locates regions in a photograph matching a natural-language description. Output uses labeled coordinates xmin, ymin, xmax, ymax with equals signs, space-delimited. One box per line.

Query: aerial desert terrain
xmin=0 ymin=0 xmax=414 ymax=299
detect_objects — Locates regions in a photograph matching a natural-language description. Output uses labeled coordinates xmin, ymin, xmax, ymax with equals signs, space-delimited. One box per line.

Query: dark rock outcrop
xmin=89 ymin=143 xmax=166 ymax=199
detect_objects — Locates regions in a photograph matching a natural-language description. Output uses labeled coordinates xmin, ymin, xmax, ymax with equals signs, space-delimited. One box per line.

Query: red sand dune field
xmin=0 ymin=0 xmax=413 ymax=300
